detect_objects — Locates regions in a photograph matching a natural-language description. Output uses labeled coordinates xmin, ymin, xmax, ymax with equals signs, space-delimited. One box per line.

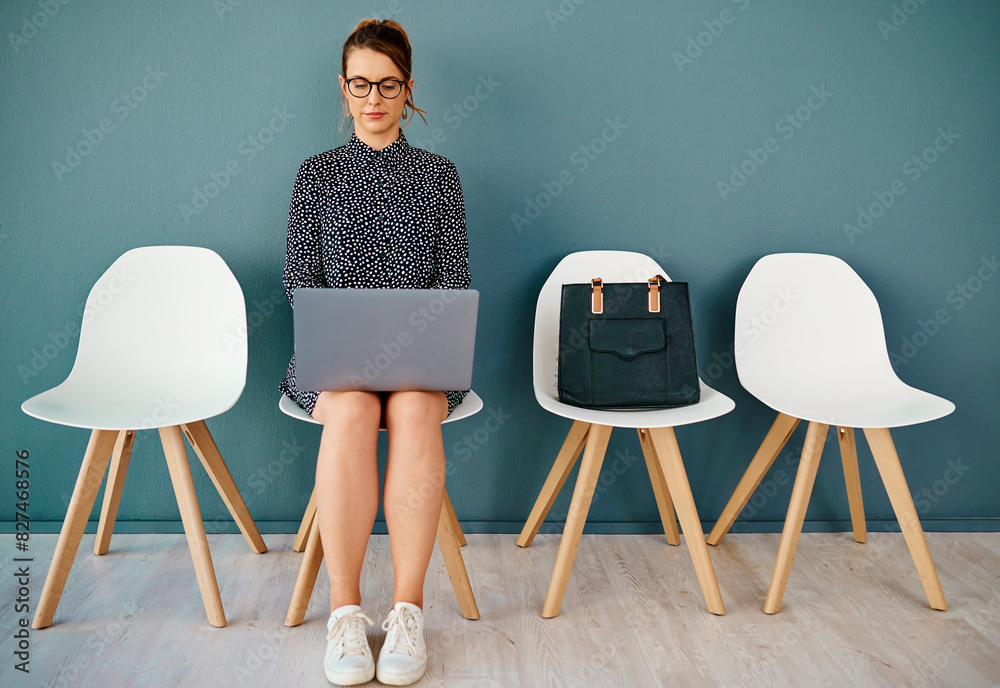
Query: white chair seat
xmin=23 ymin=381 xmax=232 ymax=431
xmin=740 ymin=373 xmax=954 ymax=429
xmin=278 ymin=390 xmax=483 ymax=427
xmin=536 ymin=379 xmax=734 ymax=429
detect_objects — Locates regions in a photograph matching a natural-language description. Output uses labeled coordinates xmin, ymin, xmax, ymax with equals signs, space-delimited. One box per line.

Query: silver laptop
xmin=293 ymin=288 xmax=479 ymax=391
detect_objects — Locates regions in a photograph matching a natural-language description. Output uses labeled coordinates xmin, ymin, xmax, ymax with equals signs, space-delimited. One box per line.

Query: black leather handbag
xmin=557 ymin=275 xmax=700 ymax=409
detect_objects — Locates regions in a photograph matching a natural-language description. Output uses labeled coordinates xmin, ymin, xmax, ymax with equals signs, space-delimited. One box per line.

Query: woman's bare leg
xmin=311 ymin=390 xmax=383 ymax=611
xmin=382 ymin=390 xmax=448 ymax=608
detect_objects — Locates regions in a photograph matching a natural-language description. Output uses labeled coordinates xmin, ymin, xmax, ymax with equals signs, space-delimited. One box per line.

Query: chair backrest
xmin=533 ymin=250 xmax=669 ymax=403
xmin=66 ymin=246 xmax=247 ymax=412
xmin=735 ymin=253 xmax=898 ymax=403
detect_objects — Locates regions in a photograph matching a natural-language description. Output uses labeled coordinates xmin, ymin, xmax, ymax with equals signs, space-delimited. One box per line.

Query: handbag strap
xmin=648 ymin=275 xmax=664 ymax=313
xmin=590 ymin=278 xmax=603 ymax=314
xmin=589 ymin=275 xmax=668 ymax=314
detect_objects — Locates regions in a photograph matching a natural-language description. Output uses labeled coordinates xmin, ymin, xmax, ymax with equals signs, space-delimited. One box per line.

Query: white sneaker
xmin=324 ymin=605 xmax=375 ymax=685
xmin=376 ymin=601 xmax=428 ymax=685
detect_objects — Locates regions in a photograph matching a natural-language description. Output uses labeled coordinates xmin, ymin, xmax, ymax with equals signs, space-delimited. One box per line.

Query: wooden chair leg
xmin=293 ymin=488 xmax=317 ymax=553
xmin=863 ymin=428 xmax=947 ymax=611
xmin=33 ymin=429 xmax=119 ymax=629
xmin=285 ymin=487 xmax=479 ymax=625
xmin=443 ymin=490 xmax=466 ymax=547
xmin=763 ymin=421 xmax=828 ymax=614
xmin=182 ymin=420 xmax=267 ymax=554
xmin=637 ymin=428 xmax=680 ymax=546
xmin=708 ymin=413 xmax=800 ymax=545
xmin=94 ymin=429 xmax=136 ymax=556
xmin=437 ymin=494 xmax=480 ymax=620
xmin=542 ymin=423 xmax=612 ymax=618
xmin=518 ymin=420 xmax=591 ymax=548
xmin=648 ymin=427 xmax=726 ymax=615
xmin=837 ymin=427 xmax=867 ymax=543
xmin=285 ymin=512 xmax=325 ymax=626
xmin=160 ymin=425 xmax=226 ymax=628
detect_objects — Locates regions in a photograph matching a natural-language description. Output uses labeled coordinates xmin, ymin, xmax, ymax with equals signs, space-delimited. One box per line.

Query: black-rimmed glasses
xmin=345 ymin=77 xmax=406 ymax=99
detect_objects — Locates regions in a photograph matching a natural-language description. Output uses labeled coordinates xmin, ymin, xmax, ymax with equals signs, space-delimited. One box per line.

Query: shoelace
xmin=381 ymin=607 xmax=420 ymax=657
xmin=327 ymin=611 xmax=374 ymax=658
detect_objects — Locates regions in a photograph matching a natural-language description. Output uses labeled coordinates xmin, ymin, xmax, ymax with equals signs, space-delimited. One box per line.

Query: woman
xmin=279 ymin=19 xmax=470 ymax=686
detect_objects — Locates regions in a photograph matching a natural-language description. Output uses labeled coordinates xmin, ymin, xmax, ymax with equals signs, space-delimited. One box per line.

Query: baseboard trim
xmin=5 ymin=518 xmax=1000 ymax=535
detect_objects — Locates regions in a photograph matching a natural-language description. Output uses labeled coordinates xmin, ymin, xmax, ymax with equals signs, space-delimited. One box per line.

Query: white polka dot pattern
xmin=279 ymin=130 xmax=471 ymax=417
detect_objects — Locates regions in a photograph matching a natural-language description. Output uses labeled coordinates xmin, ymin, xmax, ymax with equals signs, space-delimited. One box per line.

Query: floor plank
xmin=1 ymin=532 xmax=998 ymax=687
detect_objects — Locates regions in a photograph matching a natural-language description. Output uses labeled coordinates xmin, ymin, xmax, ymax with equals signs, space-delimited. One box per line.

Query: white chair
xmin=22 ymin=246 xmax=266 ymax=629
xmin=707 ymin=253 xmax=954 ymax=613
xmin=280 ymin=391 xmax=482 ymax=624
xmin=518 ymin=251 xmax=735 ymax=617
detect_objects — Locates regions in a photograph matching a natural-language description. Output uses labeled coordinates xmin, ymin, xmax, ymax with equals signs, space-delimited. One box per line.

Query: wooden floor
xmin=2 ymin=532 xmax=999 ymax=687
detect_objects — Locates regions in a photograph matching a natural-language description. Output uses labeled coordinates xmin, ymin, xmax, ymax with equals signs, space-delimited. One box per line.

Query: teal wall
xmin=2 ymin=1 xmax=998 ymax=535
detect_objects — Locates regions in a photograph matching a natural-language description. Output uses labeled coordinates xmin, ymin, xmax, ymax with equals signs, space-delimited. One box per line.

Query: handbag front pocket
xmin=589 ymin=318 xmax=668 ymax=406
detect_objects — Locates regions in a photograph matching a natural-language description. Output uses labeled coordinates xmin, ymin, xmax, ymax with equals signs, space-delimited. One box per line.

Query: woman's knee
xmin=384 ymin=390 xmax=448 ymax=429
xmin=312 ymin=390 xmax=382 ymax=427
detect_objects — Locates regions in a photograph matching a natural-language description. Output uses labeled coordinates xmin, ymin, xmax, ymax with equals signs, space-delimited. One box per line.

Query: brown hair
xmin=341 ymin=19 xmax=427 ymax=127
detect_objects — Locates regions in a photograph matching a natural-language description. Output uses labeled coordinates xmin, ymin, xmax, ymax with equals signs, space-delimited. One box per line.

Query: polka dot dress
xmin=279 ymin=130 xmax=471 ymax=417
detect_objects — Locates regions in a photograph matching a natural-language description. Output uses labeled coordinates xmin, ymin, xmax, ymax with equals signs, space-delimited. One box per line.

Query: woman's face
xmin=339 ymin=47 xmax=412 ymax=150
